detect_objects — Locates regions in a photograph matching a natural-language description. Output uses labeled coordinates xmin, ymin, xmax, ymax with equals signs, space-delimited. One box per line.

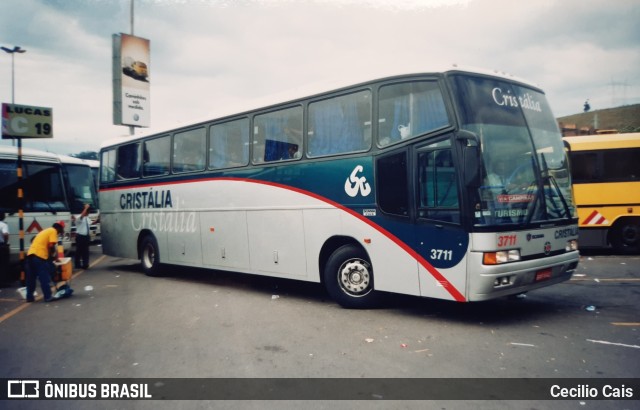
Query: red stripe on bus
xmin=100 ymin=176 xmax=467 ymax=302
xmin=250 ymin=179 xmax=467 ymax=302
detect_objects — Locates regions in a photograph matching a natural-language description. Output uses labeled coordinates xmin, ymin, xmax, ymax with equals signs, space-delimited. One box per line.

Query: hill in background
xmin=557 ymin=104 xmax=640 ymax=136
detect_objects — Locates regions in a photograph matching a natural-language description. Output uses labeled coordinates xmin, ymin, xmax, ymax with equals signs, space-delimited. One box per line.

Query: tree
xmin=70 ymin=151 xmax=98 ymax=160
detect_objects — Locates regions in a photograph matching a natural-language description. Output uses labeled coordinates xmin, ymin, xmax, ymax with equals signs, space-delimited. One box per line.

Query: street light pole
xmin=1 ymin=45 xmax=27 ymax=104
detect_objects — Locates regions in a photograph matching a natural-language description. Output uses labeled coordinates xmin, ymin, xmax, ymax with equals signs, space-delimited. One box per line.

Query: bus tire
xmin=323 ymin=244 xmax=380 ymax=309
xmin=610 ymin=217 xmax=640 ymax=254
xmin=140 ymin=235 xmax=162 ymax=276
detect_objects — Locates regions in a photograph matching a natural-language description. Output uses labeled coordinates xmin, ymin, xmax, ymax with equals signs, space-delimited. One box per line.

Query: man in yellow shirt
xmin=25 ymin=221 xmax=65 ymax=302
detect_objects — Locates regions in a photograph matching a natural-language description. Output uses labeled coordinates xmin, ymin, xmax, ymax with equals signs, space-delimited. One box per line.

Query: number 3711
xmin=430 ymin=249 xmax=453 ymax=260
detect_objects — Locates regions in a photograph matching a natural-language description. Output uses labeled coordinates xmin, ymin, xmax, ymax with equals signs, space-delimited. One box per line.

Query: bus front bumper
xmin=466 ymin=250 xmax=579 ymax=301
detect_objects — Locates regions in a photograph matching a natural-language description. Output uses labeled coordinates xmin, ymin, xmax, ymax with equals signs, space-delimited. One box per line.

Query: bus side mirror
xmin=456 ymin=131 xmax=480 ymax=187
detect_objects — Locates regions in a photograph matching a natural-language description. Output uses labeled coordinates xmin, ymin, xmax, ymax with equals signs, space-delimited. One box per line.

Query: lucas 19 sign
xmin=2 ymin=103 xmax=53 ymax=139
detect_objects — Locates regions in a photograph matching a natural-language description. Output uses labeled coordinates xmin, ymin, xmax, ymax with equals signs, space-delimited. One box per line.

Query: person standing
xmin=25 ymin=221 xmax=65 ymax=302
xmin=74 ymin=204 xmax=91 ymax=269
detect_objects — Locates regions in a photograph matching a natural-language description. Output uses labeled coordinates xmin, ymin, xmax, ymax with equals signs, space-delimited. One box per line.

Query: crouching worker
xmin=25 ymin=221 xmax=65 ymax=303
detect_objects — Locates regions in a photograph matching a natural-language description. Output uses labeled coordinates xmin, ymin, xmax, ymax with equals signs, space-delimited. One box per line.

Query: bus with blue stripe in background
xmin=98 ymin=67 xmax=579 ymax=308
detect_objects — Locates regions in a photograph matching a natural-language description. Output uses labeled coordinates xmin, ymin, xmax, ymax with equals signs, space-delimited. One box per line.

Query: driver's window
xmin=417 ymin=141 xmax=460 ymax=224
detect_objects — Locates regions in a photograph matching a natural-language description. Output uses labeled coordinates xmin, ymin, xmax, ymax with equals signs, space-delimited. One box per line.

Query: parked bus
xmin=99 ymin=67 xmax=579 ymax=308
xmin=563 ymin=133 xmax=640 ymax=253
xmin=58 ymin=155 xmax=101 ymax=243
xmin=0 ymin=146 xmax=72 ymax=278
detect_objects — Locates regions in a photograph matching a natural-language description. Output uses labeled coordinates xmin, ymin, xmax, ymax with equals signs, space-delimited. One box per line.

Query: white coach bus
xmin=0 ymin=146 xmax=72 ymax=277
xmin=98 ymin=67 xmax=579 ymax=308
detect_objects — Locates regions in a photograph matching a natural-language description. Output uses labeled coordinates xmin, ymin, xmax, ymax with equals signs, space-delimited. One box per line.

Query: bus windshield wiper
xmin=543 ymin=174 xmax=571 ymax=220
xmin=540 ymin=153 xmax=571 ymax=221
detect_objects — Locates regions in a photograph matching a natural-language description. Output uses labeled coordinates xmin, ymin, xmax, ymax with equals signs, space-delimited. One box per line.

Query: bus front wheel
xmin=140 ymin=235 xmax=162 ymax=276
xmin=323 ymin=244 xmax=380 ymax=309
xmin=610 ymin=217 xmax=640 ymax=254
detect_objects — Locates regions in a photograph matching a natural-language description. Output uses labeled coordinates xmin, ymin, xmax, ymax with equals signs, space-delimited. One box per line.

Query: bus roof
xmin=84 ymin=159 xmax=99 ymax=169
xmin=100 ymin=65 xmax=540 ymax=150
xmin=563 ymin=133 xmax=640 ymax=151
xmin=57 ymin=153 xmax=93 ymax=166
xmin=0 ymin=145 xmax=62 ymax=163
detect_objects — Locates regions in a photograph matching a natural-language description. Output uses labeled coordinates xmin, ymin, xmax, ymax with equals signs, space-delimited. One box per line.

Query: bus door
xmin=413 ymin=139 xmax=468 ymax=300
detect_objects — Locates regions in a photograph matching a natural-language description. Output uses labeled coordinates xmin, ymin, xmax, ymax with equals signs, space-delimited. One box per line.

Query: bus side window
xmin=116 ymin=143 xmax=141 ymax=180
xmin=307 ymin=90 xmax=371 ymax=157
xmin=173 ymin=127 xmax=206 ymax=173
xmin=253 ymin=106 xmax=302 ymax=163
xmin=143 ymin=135 xmax=171 ymax=177
xmin=377 ymin=151 xmax=409 ymax=217
xmin=602 ymin=148 xmax=640 ymax=181
xmin=378 ymin=81 xmax=449 ymax=147
xmin=100 ymin=149 xmax=116 ymax=183
xmin=209 ymin=118 xmax=249 ymax=169
xmin=569 ymin=152 xmax=598 ymax=183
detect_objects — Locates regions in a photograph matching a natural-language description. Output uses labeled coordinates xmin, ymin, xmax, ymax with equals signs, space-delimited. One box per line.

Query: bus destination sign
xmin=2 ymin=103 xmax=53 ymax=139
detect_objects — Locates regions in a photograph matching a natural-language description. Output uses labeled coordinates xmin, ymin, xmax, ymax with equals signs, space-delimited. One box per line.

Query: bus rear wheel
xmin=323 ymin=244 xmax=380 ymax=309
xmin=140 ymin=235 xmax=162 ymax=276
xmin=610 ymin=217 xmax=640 ymax=254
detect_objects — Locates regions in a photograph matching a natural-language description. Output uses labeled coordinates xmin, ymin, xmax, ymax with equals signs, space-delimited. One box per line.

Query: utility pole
xmin=1 ymin=45 xmax=27 ymax=281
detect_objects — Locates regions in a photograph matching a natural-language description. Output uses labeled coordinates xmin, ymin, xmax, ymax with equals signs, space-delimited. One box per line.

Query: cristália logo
xmin=344 ymin=165 xmax=371 ymax=198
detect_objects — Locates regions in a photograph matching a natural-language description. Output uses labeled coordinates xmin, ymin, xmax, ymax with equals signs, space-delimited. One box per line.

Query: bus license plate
xmin=535 ymin=268 xmax=552 ymax=282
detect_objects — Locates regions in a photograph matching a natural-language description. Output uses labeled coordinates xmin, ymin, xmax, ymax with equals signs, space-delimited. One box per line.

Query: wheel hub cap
xmin=340 ymin=260 xmax=370 ymax=295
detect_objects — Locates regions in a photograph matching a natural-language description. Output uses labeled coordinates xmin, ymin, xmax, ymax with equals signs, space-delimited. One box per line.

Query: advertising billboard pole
xmin=112 ymin=0 xmax=149 ymax=136
xmin=130 ymin=0 xmax=135 ymax=135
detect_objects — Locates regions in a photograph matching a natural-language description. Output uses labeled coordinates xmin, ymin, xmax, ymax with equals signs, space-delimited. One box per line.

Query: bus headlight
xmin=483 ymin=249 xmax=521 ymax=265
xmin=565 ymin=239 xmax=578 ymax=252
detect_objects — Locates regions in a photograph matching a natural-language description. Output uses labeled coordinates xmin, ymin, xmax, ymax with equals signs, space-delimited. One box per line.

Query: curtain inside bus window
xmin=308 ymin=90 xmax=371 ymax=157
xmin=254 ymin=107 xmax=302 ymax=163
xmin=263 ymin=116 xmax=289 ymax=161
xmin=209 ymin=118 xmax=249 ymax=169
xmin=378 ymin=82 xmax=449 ymax=147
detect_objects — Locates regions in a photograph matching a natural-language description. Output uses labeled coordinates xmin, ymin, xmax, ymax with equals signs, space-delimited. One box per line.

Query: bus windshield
xmin=450 ymin=74 xmax=576 ymax=227
xmin=0 ymin=160 xmax=67 ymax=212
xmin=63 ymin=164 xmax=99 ymax=214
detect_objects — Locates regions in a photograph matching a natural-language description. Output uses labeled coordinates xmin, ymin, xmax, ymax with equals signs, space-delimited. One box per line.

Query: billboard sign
xmin=2 ymin=103 xmax=53 ymax=139
xmin=113 ymin=33 xmax=150 ymax=128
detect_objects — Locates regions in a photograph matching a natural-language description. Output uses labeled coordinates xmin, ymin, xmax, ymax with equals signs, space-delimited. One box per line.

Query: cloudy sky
xmin=1 ymin=0 xmax=638 ymax=155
